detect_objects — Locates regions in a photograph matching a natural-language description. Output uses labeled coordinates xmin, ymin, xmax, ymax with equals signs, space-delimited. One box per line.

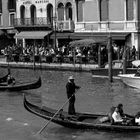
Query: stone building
xmin=14 ymin=0 xmax=74 ymax=49
xmin=0 ymin=0 xmax=140 ymax=59
xmin=0 ymin=0 xmax=16 ymax=50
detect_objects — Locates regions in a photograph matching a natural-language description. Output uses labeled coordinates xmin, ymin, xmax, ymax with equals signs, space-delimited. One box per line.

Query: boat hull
xmin=24 ymin=95 xmax=140 ymax=132
xmin=118 ymin=74 xmax=140 ymax=89
xmin=0 ymin=77 xmax=41 ymax=91
xmin=0 ymin=74 xmax=8 ymax=83
xmin=91 ymin=68 xmax=137 ymax=77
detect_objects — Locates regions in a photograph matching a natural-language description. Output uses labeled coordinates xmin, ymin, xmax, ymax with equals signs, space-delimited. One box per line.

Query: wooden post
xmin=123 ymin=44 xmax=127 ymax=74
xmin=33 ymin=40 xmax=36 ymax=70
xmin=73 ymin=47 xmax=76 ymax=68
xmin=108 ymin=36 xmax=113 ymax=82
xmin=118 ymin=46 xmax=120 ymax=60
xmin=98 ymin=44 xmax=101 ymax=68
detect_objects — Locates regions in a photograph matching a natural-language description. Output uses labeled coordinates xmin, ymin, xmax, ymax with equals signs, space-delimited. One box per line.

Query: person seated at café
xmin=135 ymin=66 xmax=140 ymax=76
xmin=7 ymin=74 xmax=15 ymax=85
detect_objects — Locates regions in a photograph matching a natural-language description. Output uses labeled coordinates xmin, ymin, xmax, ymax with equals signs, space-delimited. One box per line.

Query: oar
xmin=36 ymin=90 xmax=79 ymax=135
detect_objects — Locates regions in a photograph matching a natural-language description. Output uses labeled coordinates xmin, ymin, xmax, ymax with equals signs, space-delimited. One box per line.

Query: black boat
xmin=0 ymin=77 xmax=41 ymax=91
xmin=0 ymin=74 xmax=9 ymax=83
xmin=23 ymin=95 xmax=140 ymax=132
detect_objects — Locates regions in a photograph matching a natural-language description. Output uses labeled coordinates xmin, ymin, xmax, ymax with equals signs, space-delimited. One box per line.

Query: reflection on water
xmin=0 ymin=68 xmax=140 ymax=139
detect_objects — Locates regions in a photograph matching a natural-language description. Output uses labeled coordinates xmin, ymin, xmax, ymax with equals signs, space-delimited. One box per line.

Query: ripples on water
xmin=0 ymin=68 xmax=140 ymax=140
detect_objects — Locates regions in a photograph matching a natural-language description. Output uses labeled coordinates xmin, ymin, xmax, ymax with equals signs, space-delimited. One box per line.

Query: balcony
xmin=75 ymin=21 xmax=138 ymax=32
xmin=14 ymin=17 xmax=53 ymax=28
xmin=14 ymin=18 xmax=75 ymax=31
xmin=56 ymin=20 xmax=75 ymax=32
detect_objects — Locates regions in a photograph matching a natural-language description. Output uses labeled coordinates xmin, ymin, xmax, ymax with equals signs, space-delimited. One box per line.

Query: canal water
xmin=0 ymin=68 xmax=140 ymax=140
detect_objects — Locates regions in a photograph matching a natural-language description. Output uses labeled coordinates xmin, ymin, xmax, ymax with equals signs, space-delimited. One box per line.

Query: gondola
xmin=23 ymin=95 xmax=140 ymax=132
xmin=0 ymin=77 xmax=41 ymax=91
xmin=0 ymin=74 xmax=9 ymax=83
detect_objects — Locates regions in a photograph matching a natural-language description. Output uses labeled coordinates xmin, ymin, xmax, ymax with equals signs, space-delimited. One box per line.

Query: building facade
xmin=73 ymin=0 xmax=138 ymax=50
xmin=14 ymin=0 xmax=74 ymax=49
xmin=51 ymin=0 xmax=139 ymax=58
xmin=0 ymin=0 xmax=16 ymax=50
xmin=0 ymin=0 xmax=139 ymax=59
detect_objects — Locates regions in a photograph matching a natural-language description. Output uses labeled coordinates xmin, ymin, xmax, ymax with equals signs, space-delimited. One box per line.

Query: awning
xmin=50 ymin=32 xmax=129 ymax=41
xmin=14 ymin=31 xmax=52 ymax=39
xmin=0 ymin=30 xmax=5 ymax=36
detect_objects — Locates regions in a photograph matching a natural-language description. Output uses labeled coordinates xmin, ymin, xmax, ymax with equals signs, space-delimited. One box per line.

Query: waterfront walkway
xmin=0 ymin=59 xmax=98 ymax=72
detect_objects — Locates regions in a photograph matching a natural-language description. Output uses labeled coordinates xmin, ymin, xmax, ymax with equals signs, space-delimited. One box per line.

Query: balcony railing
xmin=57 ymin=19 xmax=75 ymax=32
xmin=14 ymin=17 xmax=53 ymax=28
xmin=75 ymin=21 xmax=138 ymax=32
xmin=14 ymin=17 xmax=75 ymax=31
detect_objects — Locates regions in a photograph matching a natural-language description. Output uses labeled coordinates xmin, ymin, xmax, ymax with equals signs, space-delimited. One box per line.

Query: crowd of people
xmin=1 ymin=43 xmax=99 ymax=64
xmin=1 ymin=42 xmax=137 ymax=67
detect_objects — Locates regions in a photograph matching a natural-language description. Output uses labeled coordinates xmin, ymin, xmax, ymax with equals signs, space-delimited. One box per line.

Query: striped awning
xmin=14 ymin=31 xmax=52 ymax=39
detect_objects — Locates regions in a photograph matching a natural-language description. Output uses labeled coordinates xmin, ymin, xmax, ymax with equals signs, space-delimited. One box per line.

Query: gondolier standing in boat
xmin=66 ymin=75 xmax=80 ymax=115
xmin=7 ymin=74 xmax=15 ymax=85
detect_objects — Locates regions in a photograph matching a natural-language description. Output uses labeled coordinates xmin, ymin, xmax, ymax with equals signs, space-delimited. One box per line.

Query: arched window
xmin=58 ymin=3 xmax=64 ymax=21
xmin=66 ymin=2 xmax=72 ymax=20
xmin=47 ymin=4 xmax=53 ymax=25
xmin=126 ymin=0 xmax=134 ymax=21
xmin=100 ymin=0 xmax=108 ymax=21
xmin=20 ymin=5 xmax=25 ymax=25
xmin=30 ymin=5 xmax=36 ymax=25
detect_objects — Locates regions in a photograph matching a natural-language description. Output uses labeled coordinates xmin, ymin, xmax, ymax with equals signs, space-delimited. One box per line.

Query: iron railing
xmin=14 ymin=17 xmax=75 ymax=31
xmin=14 ymin=17 xmax=53 ymax=28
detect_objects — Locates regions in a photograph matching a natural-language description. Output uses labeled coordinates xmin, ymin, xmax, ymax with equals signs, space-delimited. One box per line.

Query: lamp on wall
xmin=39 ymin=8 xmax=43 ymax=12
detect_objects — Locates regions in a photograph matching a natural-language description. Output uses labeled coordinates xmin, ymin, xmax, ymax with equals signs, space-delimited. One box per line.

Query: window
xmin=30 ymin=5 xmax=36 ymax=25
xmin=66 ymin=3 xmax=72 ymax=20
xmin=126 ymin=0 xmax=134 ymax=21
xmin=47 ymin=4 xmax=53 ymax=24
xmin=20 ymin=5 xmax=25 ymax=25
xmin=77 ymin=0 xmax=83 ymax=22
xmin=9 ymin=13 xmax=15 ymax=26
xmin=100 ymin=0 xmax=108 ymax=21
xmin=8 ymin=0 xmax=16 ymax=12
xmin=58 ymin=3 xmax=64 ymax=21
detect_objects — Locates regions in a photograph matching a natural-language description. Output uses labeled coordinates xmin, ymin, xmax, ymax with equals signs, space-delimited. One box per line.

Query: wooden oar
xmin=36 ymin=90 xmax=79 ymax=135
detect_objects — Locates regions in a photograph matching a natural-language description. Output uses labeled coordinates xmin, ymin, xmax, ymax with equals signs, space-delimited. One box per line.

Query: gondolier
xmin=66 ymin=75 xmax=80 ymax=115
xmin=7 ymin=74 xmax=15 ymax=85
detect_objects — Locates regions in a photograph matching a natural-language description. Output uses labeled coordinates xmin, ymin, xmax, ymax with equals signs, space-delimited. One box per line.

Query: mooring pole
xmin=123 ymin=44 xmax=127 ymax=74
xmin=33 ymin=40 xmax=36 ymax=70
xmin=108 ymin=36 xmax=113 ymax=82
xmin=98 ymin=44 xmax=101 ymax=68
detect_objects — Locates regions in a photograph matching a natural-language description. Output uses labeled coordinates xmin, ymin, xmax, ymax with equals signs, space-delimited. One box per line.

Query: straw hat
xmin=68 ymin=75 xmax=74 ymax=80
